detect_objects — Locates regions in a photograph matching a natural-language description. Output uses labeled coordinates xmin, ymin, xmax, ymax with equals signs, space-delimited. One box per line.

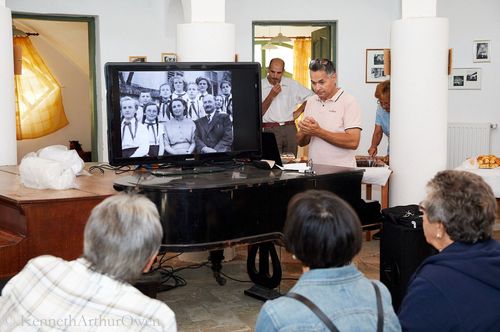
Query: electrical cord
xmin=152 ymin=249 xmax=300 ymax=293
xmin=153 ymin=252 xmax=210 ymax=292
xmin=88 ymin=163 xmax=133 ymax=174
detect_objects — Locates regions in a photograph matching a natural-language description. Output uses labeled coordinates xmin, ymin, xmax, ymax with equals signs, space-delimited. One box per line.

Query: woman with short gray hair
xmin=399 ymin=170 xmax=500 ymax=331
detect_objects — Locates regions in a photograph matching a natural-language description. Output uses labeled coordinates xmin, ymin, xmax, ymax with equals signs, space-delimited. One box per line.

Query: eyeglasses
xmin=309 ymin=58 xmax=336 ymax=73
xmin=309 ymin=58 xmax=331 ymax=66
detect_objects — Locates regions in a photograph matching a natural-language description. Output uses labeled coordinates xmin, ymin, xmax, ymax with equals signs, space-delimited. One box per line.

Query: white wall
xmin=6 ymin=0 xmax=499 ymax=160
xmin=438 ymin=0 xmax=500 ymax=154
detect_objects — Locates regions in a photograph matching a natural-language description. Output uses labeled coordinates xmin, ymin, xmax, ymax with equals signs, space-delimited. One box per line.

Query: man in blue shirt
xmin=368 ymin=80 xmax=390 ymax=158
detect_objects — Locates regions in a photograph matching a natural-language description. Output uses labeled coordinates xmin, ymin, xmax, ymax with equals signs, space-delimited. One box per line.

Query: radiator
xmin=447 ymin=122 xmax=492 ymax=169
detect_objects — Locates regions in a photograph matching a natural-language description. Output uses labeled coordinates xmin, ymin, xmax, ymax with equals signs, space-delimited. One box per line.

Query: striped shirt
xmin=0 ymin=256 xmax=176 ymax=331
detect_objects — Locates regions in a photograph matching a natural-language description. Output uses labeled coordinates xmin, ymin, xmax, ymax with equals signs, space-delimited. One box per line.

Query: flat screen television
xmin=105 ymin=62 xmax=262 ymax=168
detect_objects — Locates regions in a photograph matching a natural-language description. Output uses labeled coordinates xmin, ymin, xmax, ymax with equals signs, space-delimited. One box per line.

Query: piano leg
xmin=208 ymin=250 xmax=226 ymax=285
xmin=244 ymin=242 xmax=282 ymax=301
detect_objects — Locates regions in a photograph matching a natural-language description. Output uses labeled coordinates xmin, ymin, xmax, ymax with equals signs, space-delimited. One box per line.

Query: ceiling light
xmin=262 ymin=42 xmax=278 ymax=50
xmin=270 ymin=32 xmax=291 ymax=43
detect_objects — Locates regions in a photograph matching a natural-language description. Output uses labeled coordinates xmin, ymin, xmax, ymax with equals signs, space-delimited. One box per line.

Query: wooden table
xmin=0 ymin=166 xmax=121 ymax=279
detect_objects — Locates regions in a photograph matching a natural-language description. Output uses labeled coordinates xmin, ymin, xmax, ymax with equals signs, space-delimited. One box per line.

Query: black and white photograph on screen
xmin=449 ymin=68 xmax=482 ymax=90
xmin=473 ymin=40 xmax=490 ymax=62
xmin=118 ymin=70 xmax=233 ymax=157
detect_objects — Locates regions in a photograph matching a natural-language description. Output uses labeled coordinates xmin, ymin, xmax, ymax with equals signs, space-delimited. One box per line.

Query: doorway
xmin=253 ymin=21 xmax=336 ymax=160
xmin=252 ymin=21 xmax=337 ymax=84
xmin=12 ymin=14 xmax=97 ymax=162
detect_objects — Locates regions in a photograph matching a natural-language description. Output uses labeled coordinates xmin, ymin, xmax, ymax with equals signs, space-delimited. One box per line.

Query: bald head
xmin=269 ymin=58 xmax=285 ymax=70
xmin=267 ymin=58 xmax=285 ymax=85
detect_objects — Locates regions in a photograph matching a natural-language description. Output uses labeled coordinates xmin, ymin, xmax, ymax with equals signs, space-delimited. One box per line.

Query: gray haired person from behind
xmin=0 ymin=193 xmax=177 ymax=331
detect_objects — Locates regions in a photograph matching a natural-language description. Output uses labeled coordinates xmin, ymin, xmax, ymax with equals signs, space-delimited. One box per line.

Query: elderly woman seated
xmin=256 ymin=190 xmax=400 ymax=331
xmin=398 ymin=170 xmax=500 ymax=331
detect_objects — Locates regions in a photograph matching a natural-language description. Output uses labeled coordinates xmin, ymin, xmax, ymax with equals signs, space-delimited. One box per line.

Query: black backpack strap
xmin=284 ymin=292 xmax=339 ymax=332
xmin=372 ymin=282 xmax=384 ymax=332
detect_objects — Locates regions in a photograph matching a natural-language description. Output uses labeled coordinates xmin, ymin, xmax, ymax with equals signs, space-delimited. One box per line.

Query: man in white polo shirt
xmin=261 ymin=58 xmax=312 ymax=155
xmin=297 ymin=58 xmax=362 ymax=168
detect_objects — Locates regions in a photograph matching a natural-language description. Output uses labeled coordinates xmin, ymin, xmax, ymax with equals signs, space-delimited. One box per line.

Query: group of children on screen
xmin=120 ymin=75 xmax=233 ymax=158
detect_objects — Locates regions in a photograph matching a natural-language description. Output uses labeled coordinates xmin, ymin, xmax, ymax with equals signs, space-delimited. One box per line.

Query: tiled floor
xmin=156 ymin=239 xmax=380 ymax=332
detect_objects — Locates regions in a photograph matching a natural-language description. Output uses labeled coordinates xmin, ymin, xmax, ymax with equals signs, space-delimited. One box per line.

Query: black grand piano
xmin=114 ymin=163 xmax=363 ymax=299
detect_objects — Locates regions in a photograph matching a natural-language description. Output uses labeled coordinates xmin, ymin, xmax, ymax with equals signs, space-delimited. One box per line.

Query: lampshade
xmin=270 ymin=32 xmax=291 ymax=43
xmin=262 ymin=42 xmax=277 ymax=50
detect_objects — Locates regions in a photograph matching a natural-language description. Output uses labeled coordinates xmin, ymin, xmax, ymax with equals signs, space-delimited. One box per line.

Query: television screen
xmin=105 ymin=62 xmax=262 ymax=167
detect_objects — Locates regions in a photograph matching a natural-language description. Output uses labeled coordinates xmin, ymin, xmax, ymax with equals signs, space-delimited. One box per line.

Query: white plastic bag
xmin=37 ymin=145 xmax=84 ymax=175
xmin=19 ymin=145 xmax=85 ymax=190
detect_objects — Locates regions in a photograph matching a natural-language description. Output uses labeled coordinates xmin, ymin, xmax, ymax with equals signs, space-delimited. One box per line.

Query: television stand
xmin=150 ymin=165 xmax=227 ymax=177
xmin=150 ymin=159 xmax=244 ymax=177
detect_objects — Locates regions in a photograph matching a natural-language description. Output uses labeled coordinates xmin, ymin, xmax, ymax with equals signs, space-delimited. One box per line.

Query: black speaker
xmin=380 ymin=219 xmax=436 ymax=311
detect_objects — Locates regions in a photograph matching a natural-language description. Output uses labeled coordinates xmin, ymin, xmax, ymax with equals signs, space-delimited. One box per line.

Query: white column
xmin=177 ymin=0 xmax=235 ymax=62
xmin=0 ymin=2 xmax=17 ymax=165
xmin=389 ymin=2 xmax=449 ymax=206
xmin=177 ymin=0 xmax=236 ymax=262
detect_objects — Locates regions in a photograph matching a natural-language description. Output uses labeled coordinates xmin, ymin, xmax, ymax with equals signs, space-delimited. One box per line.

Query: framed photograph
xmin=473 ymin=40 xmax=490 ymax=63
xmin=161 ymin=53 xmax=177 ymax=62
xmin=365 ymin=49 xmax=389 ymax=83
xmin=449 ymin=68 xmax=481 ymax=90
xmin=129 ymin=56 xmax=147 ymax=63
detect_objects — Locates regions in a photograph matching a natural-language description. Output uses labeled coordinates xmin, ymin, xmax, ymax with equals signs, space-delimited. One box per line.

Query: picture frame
xmin=161 ymin=53 xmax=177 ymax=62
xmin=365 ymin=49 xmax=389 ymax=83
xmin=128 ymin=56 xmax=147 ymax=63
xmin=472 ymin=40 xmax=490 ymax=63
xmin=448 ymin=68 xmax=481 ymax=90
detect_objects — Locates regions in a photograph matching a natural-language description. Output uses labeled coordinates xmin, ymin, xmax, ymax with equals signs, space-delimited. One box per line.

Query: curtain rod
xmin=13 ymin=25 xmax=39 ymax=37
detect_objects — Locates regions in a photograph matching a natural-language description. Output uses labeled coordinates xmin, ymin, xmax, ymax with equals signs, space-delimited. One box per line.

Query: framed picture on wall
xmin=129 ymin=56 xmax=147 ymax=63
xmin=365 ymin=49 xmax=389 ymax=83
xmin=448 ymin=68 xmax=481 ymax=90
xmin=473 ymin=40 xmax=490 ymax=63
xmin=161 ymin=53 xmax=177 ymax=62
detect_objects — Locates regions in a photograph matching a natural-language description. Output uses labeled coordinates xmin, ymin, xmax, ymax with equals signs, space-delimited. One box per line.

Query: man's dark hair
xmin=309 ymin=58 xmax=336 ymax=76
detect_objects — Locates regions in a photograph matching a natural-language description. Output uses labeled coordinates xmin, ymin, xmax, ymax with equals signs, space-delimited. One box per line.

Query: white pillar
xmin=177 ymin=0 xmax=235 ymax=62
xmin=177 ymin=0 xmax=236 ymax=262
xmin=0 ymin=2 xmax=17 ymax=165
xmin=389 ymin=5 xmax=449 ymax=205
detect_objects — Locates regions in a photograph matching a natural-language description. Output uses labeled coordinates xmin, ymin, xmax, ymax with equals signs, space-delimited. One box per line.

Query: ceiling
xmin=254 ymin=25 xmax=326 ymax=39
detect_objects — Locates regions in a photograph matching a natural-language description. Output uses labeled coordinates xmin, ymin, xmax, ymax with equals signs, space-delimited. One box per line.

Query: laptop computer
xmin=260 ymin=132 xmax=283 ymax=167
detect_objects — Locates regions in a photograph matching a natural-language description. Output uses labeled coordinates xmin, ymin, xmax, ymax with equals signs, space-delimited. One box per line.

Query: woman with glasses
xmin=368 ymin=80 xmax=390 ymax=160
xmin=398 ymin=170 xmax=500 ymax=331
